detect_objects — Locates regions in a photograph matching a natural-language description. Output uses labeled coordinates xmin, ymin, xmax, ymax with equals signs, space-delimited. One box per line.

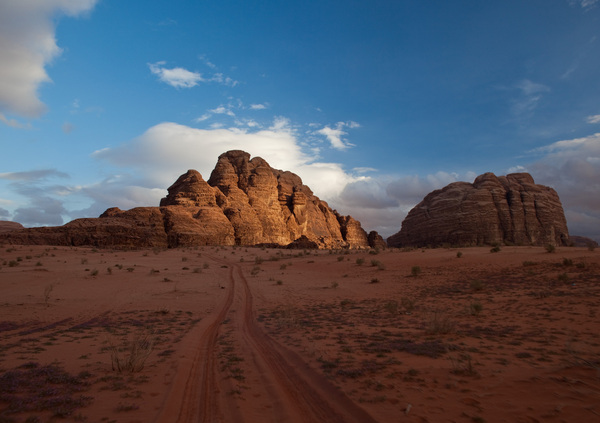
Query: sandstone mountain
xmin=1 ymin=150 xmax=380 ymax=249
xmin=387 ymin=172 xmax=570 ymax=248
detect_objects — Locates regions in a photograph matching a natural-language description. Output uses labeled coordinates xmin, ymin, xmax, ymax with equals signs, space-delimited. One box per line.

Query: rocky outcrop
xmin=388 ymin=172 xmax=570 ymax=248
xmin=0 ymin=221 xmax=24 ymax=233
xmin=1 ymin=150 xmax=380 ymax=249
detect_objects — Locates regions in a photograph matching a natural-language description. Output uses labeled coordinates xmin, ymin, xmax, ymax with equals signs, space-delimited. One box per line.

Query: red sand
xmin=0 ymin=245 xmax=598 ymax=422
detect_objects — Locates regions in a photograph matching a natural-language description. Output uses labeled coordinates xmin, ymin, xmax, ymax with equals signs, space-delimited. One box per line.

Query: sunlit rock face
xmin=388 ymin=172 xmax=570 ymax=248
xmin=2 ymin=150 xmax=383 ymax=249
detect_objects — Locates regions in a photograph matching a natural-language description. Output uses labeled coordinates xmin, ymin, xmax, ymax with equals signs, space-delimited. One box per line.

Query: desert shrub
xmin=587 ymin=242 xmax=596 ymax=252
xmin=8 ymin=260 xmax=18 ymax=267
xmin=490 ymin=245 xmax=501 ymax=253
xmin=522 ymin=260 xmax=536 ymax=267
xmin=449 ymin=353 xmax=477 ymax=376
xmin=331 ymin=281 xmax=339 ymax=289
xmin=276 ymin=280 xmax=283 ymax=285
xmin=410 ymin=266 xmax=421 ymax=277
xmin=369 ymin=278 xmax=380 ymax=284
xmin=356 ymin=258 xmax=365 ymax=266
xmin=562 ymin=258 xmax=573 ymax=267
xmin=90 ymin=269 xmax=99 ymax=276
xmin=337 ymin=256 xmax=345 ymax=262
xmin=545 ymin=244 xmax=556 ymax=253
xmin=383 ymin=300 xmax=399 ymax=315
xmin=469 ymin=301 xmax=483 ymax=316
xmin=370 ymin=259 xmax=380 ymax=267
xmin=44 ymin=284 xmax=53 ymax=307
xmin=456 ymin=251 xmax=463 ymax=258
xmin=557 ymin=272 xmax=569 ymax=283
xmin=108 ymin=330 xmax=154 ymax=373
xmin=470 ymin=279 xmax=484 ymax=291
xmin=426 ymin=310 xmax=455 ymax=335
xmin=401 ymin=297 xmax=415 ymax=313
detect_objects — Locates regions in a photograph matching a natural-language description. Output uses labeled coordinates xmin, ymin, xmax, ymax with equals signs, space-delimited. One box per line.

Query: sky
xmin=1 ymin=0 xmax=600 ymax=242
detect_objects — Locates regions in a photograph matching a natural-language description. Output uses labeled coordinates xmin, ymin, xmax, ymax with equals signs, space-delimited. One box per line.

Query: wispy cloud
xmin=316 ymin=121 xmax=360 ymax=150
xmin=511 ymin=79 xmax=550 ymax=116
xmin=148 ymin=62 xmax=204 ymax=88
xmin=0 ymin=169 xmax=69 ymax=182
xmin=0 ymin=0 xmax=98 ymax=118
xmin=569 ymin=0 xmax=599 ymax=10
xmin=586 ymin=114 xmax=600 ymax=124
xmin=0 ymin=113 xmax=31 ymax=129
xmin=250 ymin=103 xmax=268 ymax=110
xmin=149 ymin=60 xmax=238 ymax=89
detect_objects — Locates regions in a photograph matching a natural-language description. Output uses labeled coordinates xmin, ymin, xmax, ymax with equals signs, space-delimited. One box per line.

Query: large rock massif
xmin=1 ymin=151 xmax=380 ymax=249
xmin=388 ymin=172 xmax=570 ymax=248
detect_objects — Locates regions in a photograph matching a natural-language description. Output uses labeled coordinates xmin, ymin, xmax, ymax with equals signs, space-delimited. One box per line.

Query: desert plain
xmin=0 ymin=244 xmax=599 ymax=423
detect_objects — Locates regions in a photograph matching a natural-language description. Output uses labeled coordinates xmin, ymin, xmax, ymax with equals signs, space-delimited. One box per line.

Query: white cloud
xmin=316 ymin=121 xmax=359 ymax=150
xmin=210 ymin=105 xmax=236 ymax=117
xmin=148 ymin=62 xmax=204 ymax=88
xmin=586 ymin=114 xmax=600 ymax=124
xmin=0 ymin=0 xmax=98 ymax=118
xmin=92 ymin=120 xmax=362 ymax=207
xmin=250 ymin=103 xmax=267 ymax=110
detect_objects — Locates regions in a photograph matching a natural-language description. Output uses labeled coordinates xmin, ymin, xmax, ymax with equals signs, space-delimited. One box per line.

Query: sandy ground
xmin=0 ymin=244 xmax=598 ymax=422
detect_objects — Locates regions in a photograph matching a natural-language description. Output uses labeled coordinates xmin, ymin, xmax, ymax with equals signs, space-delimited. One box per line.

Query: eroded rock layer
xmin=2 ymin=150 xmax=380 ymax=249
xmin=388 ymin=172 xmax=569 ymax=248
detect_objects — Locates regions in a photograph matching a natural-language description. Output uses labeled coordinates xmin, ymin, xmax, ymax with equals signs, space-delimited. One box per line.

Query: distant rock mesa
xmin=2 ymin=150 xmax=381 ymax=249
xmin=387 ymin=172 xmax=570 ymax=248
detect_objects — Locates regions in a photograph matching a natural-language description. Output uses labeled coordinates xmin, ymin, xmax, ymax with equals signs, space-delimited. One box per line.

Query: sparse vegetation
xmin=426 ymin=310 xmax=455 ymax=335
xmin=108 ymin=330 xmax=154 ymax=373
xmin=410 ymin=265 xmax=421 ymax=277
xmin=545 ymin=244 xmax=556 ymax=253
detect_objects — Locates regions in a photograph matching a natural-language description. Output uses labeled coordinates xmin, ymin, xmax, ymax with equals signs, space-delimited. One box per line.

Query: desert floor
xmin=0 ymin=244 xmax=599 ymax=422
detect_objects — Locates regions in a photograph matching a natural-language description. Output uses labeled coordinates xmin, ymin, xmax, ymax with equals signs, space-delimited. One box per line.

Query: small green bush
xmin=545 ymin=244 xmax=556 ymax=253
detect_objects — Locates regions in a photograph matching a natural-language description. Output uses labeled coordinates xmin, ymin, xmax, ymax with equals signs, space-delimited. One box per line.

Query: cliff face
xmin=388 ymin=172 xmax=570 ymax=248
xmin=2 ymin=150 xmax=381 ymax=249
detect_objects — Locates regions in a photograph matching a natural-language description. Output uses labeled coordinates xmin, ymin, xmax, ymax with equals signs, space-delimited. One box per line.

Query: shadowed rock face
xmin=2 ymin=150 xmax=381 ymax=249
xmin=388 ymin=172 xmax=570 ymax=248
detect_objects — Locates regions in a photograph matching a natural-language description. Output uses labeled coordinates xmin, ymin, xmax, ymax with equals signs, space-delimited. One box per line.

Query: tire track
xmin=230 ymin=262 xmax=378 ymax=423
xmin=155 ymin=261 xmax=235 ymax=423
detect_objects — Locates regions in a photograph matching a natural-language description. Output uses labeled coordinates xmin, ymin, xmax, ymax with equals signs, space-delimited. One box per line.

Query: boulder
xmin=388 ymin=172 xmax=570 ymax=248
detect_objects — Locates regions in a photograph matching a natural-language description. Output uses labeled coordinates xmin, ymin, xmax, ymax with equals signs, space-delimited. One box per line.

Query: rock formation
xmin=1 ymin=150 xmax=381 ymax=249
xmin=388 ymin=172 xmax=570 ymax=248
xmin=0 ymin=221 xmax=24 ymax=233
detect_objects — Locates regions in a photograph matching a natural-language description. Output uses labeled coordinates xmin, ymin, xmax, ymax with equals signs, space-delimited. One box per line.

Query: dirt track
xmin=158 ymin=255 xmax=377 ymax=423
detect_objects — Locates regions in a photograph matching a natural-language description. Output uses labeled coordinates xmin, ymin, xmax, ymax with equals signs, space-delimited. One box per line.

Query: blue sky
xmin=1 ymin=0 xmax=600 ymax=241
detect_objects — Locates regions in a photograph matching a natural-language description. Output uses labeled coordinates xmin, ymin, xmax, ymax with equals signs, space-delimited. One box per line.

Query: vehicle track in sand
xmin=158 ymin=255 xmax=377 ymax=423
